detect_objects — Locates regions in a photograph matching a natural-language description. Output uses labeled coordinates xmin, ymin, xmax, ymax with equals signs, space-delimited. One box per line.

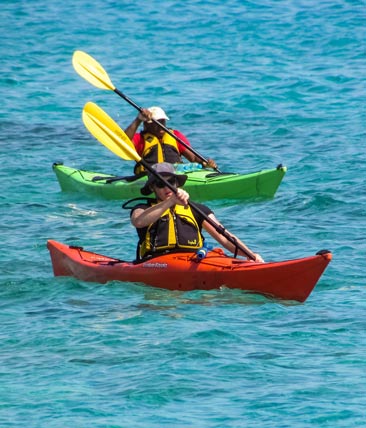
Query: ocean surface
xmin=1 ymin=0 xmax=365 ymax=426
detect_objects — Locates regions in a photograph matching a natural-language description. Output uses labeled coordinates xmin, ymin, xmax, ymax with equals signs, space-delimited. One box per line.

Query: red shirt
xmin=132 ymin=130 xmax=191 ymax=156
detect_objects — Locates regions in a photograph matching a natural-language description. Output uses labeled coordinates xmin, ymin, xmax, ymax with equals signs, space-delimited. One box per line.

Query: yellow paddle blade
xmin=82 ymin=102 xmax=141 ymax=162
xmin=72 ymin=51 xmax=115 ymax=91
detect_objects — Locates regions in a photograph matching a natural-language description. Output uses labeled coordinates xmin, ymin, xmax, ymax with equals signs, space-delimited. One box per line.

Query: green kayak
xmin=53 ymin=162 xmax=286 ymax=202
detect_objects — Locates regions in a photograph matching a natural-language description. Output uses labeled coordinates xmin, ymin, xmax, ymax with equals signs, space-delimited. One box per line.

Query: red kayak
xmin=47 ymin=240 xmax=332 ymax=302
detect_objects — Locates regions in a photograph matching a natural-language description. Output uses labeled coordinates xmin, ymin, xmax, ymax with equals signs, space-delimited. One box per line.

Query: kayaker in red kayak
xmin=124 ymin=107 xmax=217 ymax=174
xmin=130 ymin=162 xmax=264 ymax=262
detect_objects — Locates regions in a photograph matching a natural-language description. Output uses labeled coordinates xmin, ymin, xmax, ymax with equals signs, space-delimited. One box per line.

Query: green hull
xmin=53 ymin=163 xmax=286 ymax=202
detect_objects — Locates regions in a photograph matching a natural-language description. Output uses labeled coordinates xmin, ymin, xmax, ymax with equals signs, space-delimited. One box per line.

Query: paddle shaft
xmin=141 ymin=159 xmax=254 ymax=260
xmin=114 ymin=88 xmax=222 ymax=173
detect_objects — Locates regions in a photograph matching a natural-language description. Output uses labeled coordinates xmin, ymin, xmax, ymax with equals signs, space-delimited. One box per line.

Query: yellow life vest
xmin=138 ymin=204 xmax=204 ymax=259
xmin=135 ymin=131 xmax=182 ymax=174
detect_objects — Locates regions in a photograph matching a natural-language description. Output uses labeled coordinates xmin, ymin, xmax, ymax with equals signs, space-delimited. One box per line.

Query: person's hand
xmin=202 ymin=158 xmax=217 ymax=169
xmin=171 ymin=188 xmax=190 ymax=206
xmin=251 ymin=253 xmax=264 ymax=263
xmin=138 ymin=108 xmax=153 ymax=122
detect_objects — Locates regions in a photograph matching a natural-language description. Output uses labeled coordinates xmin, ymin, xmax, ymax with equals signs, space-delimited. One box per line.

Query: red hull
xmin=47 ymin=240 xmax=332 ymax=302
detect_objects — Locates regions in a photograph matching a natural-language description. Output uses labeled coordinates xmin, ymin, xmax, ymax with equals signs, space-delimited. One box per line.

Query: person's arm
xmin=175 ymin=130 xmax=217 ymax=169
xmin=202 ymin=214 xmax=264 ymax=262
xmin=131 ymin=189 xmax=189 ymax=228
xmin=125 ymin=108 xmax=152 ymax=141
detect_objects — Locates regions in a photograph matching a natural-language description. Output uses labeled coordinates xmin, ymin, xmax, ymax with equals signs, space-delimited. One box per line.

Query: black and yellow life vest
xmin=134 ymin=131 xmax=182 ymax=174
xmin=138 ymin=204 xmax=204 ymax=259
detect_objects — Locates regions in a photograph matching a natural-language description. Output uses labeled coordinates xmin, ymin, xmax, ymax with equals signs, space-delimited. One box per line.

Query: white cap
xmin=148 ymin=106 xmax=169 ymax=121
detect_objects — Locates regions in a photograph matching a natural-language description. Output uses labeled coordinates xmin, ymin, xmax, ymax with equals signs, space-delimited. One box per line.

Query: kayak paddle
xmin=73 ymin=50 xmax=221 ymax=173
xmin=82 ymin=101 xmax=255 ymax=261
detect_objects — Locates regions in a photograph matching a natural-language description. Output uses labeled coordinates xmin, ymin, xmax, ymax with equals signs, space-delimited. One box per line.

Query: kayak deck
xmin=52 ymin=163 xmax=287 ymax=201
xmin=47 ymin=240 xmax=332 ymax=302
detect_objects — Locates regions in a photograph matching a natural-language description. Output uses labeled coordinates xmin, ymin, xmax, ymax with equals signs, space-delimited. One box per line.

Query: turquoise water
xmin=1 ymin=0 xmax=365 ymax=426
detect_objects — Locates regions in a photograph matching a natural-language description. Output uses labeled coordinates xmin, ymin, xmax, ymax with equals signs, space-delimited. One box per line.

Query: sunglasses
xmin=146 ymin=120 xmax=166 ymax=127
xmin=154 ymin=177 xmax=177 ymax=188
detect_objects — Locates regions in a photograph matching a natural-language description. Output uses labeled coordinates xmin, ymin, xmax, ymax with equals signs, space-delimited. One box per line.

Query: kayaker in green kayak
xmin=129 ymin=162 xmax=264 ymax=263
xmin=124 ymin=106 xmax=217 ymax=174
